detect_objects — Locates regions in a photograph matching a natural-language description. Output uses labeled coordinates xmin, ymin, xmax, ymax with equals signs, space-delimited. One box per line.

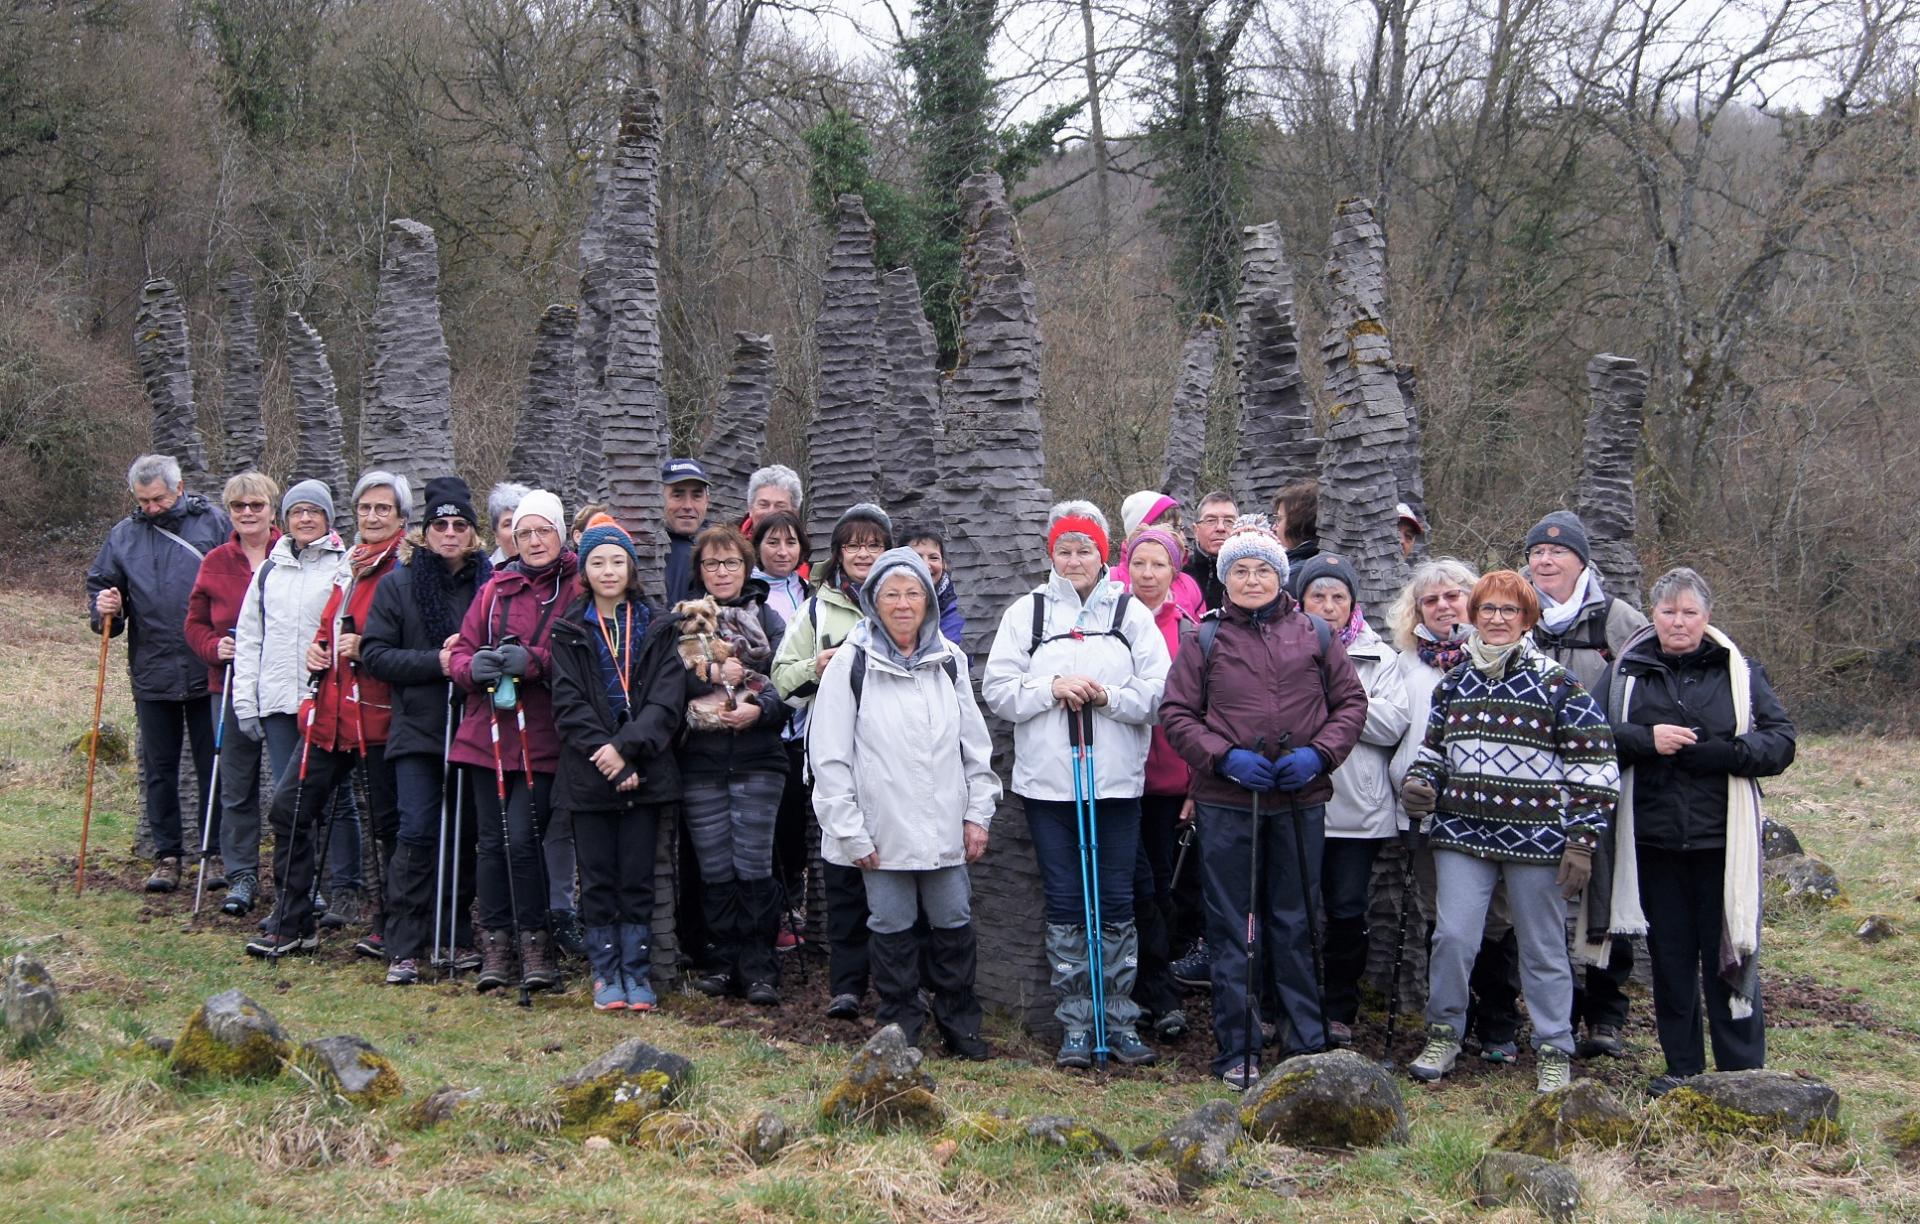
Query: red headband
xmin=1048 ymin=515 xmax=1110 ymax=563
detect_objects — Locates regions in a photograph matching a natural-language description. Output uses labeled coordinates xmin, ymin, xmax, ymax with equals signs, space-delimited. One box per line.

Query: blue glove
xmin=1220 ymin=748 xmax=1277 ymax=792
xmin=1272 ymin=746 xmax=1322 ymax=792
xmin=496 ymin=643 xmax=532 ymax=677
xmin=469 ymin=648 xmax=506 ymax=684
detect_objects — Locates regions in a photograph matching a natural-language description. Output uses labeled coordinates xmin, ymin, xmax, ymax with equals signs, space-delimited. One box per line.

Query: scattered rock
xmin=1022 ymin=1115 xmax=1123 ymax=1160
xmin=3 ymin=955 xmax=63 ymax=1044
xmin=556 ymin=1038 xmax=693 ymax=1139
xmin=1494 ymin=1080 xmax=1635 ymax=1157
xmin=68 ymin=722 xmax=131 ymax=765
xmin=740 ymin=1110 xmax=791 ymax=1165
xmin=1655 ymin=1070 xmax=1840 ymax=1143
xmin=1760 ymin=817 xmax=1802 ymax=860
xmin=1855 ymin=915 xmax=1898 ymax=943
xmin=404 ymin=1085 xmax=481 ymax=1130
xmin=584 ymin=1135 xmax=612 ymax=1152
xmin=170 ymin=989 xmax=291 ymax=1080
xmin=1763 ymin=853 xmax=1841 ymax=907
xmin=1135 ymin=1099 xmax=1244 ymax=1197
xmin=820 ymin=1024 xmax=943 ymax=1131
xmin=130 ymin=1036 xmax=175 ymax=1058
xmin=298 ymin=1035 xmax=403 ymax=1108
xmin=946 ymin=1110 xmax=1020 ymax=1143
xmin=1887 ymin=1109 xmax=1920 ymax=1168
xmin=1473 ymin=1150 xmax=1582 ymax=1222
xmin=1240 ymin=1049 xmax=1410 ymax=1147
xmin=932 ymin=1138 xmax=959 ymax=1166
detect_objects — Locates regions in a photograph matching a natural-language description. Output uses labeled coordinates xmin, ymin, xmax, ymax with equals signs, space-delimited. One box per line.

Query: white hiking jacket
xmin=231 ymin=532 xmax=349 ymax=722
xmin=1325 ymin=626 xmax=1413 ymax=838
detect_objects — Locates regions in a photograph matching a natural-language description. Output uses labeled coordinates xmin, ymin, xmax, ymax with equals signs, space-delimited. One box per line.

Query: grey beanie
xmin=1290 ymin=551 xmax=1360 ymax=602
xmin=282 ymin=479 xmax=335 ymax=523
xmin=1524 ymin=510 xmax=1591 ymax=567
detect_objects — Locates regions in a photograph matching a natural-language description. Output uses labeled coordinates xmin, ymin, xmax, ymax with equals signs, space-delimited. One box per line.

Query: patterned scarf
xmin=1414 ymin=622 xmax=1470 ymax=671
xmin=349 ymin=533 xmax=404 ymax=580
xmin=1336 ymin=603 xmax=1368 ymax=647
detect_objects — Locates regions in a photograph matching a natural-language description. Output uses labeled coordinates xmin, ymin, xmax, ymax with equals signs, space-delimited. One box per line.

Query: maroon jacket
xmin=1159 ymin=595 xmax=1369 ymax=809
xmin=448 ymin=555 xmax=578 ymax=774
xmin=184 ymin=530 xmax=281 ymax=692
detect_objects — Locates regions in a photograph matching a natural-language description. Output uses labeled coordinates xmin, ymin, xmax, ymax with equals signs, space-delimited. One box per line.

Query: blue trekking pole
xmin=1071 ymin=704 xmax=1108 ymax=1068
xmin=191 ymin=654 xmax=233 ymax=916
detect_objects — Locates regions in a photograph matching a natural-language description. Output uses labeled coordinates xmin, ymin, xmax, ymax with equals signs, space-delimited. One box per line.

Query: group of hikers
xmin=86 ymin=452 xmax=1797 ymax=1093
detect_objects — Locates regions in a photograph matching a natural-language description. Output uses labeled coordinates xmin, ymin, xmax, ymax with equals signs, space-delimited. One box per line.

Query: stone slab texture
xmin=1576 ymin=353 xmax=1650 ymax=605
xmin=362 ymin=218 xmax=456 ymax=515
xmin=1230 ymin=223 xmax=1316 ymax=512
xmin=570 ymin=158 xmax=614 ymax=510
xmin=808 ymin=193 xmax=885 ymax=544
xmin=1161 ymin=319 xmax=1223 ymax=510
xmin=286 ymin=311 xmax=352 ymax=531
xmin=700 ymin=332 xmax=777 ymax=524
xmin=507 ymin=304 xmax=580 ymax=495
xmin=219 ymin=271 xmax=266 ymax=477
xmin=877 ymin=266 xmax=944 ymax=527
xmin=134 ymin=277 xmax=209 ymax=482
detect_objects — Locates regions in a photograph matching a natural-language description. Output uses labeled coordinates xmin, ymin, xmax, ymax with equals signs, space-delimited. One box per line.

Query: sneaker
xmin=775 ymin=927 xmax=805 ymax=952
xmin=318 ymin=887 xmax=362 ymax=930
xmin=624 ymin=975 xmax=658 ymax=1012
xmin=825 ymin=993 xmax=862 ymax=1020
xmin=386 ymin=959 xmax=419 ymax=985
xmin=221 ymin=873 xmax=258 ymax=916
xmin=1109 ymin=1030 xmax=1158 ymax=1067
xmin=452 ymin=946 xmax=483 ymax=973
xmin=1153 ymin=1008 xmax=1190 ymax=1040
xmin=1056 ymin=1030 xmax=1093 ymax=1069
xmin=745 ymin=980 xmax=780 ymax=1007
xmin=1410 ymin=1023 xmax=1462 ymax=1082
xmin=1481 ymin=1038 xmax=1520 ymax=1064
xmin=244 ymin=931 xmax=317 ymax=958
xmin=593 ymin=978 xmax=628 ymax=1011
xmin=1647 ymin=1073 xmax=1689 ymax=1098
xmin=1536 ymin=1045 xmax=1574 ymax=1093
xmin=1221 ymin=1059 xmax=1260 ymax=1091
xmin=353 ymin=932 xmax=385 ymax=960
xmin=1327 ymin=1020 xmax=1354 ymax=1048
xmin=145 ymin=858 xmax=181 ymax=894
xmin=1578 ymin=1024 xmax=1625 ymax=1059
xmin=1171 ymin=940 xmax=1212 ymax=990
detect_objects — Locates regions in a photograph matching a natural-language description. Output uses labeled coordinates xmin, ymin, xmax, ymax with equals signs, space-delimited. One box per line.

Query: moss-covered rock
xmin=634 ymin=1111 xmax=703 ymax=1154
xmin=1762 ymin=853 xmax=1841 ymax=908
xmin=946 ymin=1110 xmax=1020 ymax=1143
xmin=2 ymin=955 xmax=62 ymax=1045
xmin=1135 ymin=1099 xmax=1243 ymax=1197
xmin=403 ymin=1085 xmax=482 ymax=1130
xmin=1654 ymin=1070 xmax=1840 ymax=1143
xmin=298 ymin=1035 xmax=402 ymax=1108
xmin=169 ymin=989 xmax=290 ymax=1080
xmin=1494 ymin=1079 xmax=1635 ymax=1156
xmin=555 ymin=1038 xmax=694 ymax=1141
xmin=1021 ymin=1115 xmax=1124 ymax=1160
xmin=1887 ymin=1109 xmax=1920 ymax=1168
xmin=1473 ymin=1150 xmax=1581 ymax=1222
xmin=820 ymin=1024 xmax=943 ymax=1132
xmin=1241 ymin=1049 xmax=1409 ymax=1148
xmin=740 ymin=1109 xmax=791 ymax=1165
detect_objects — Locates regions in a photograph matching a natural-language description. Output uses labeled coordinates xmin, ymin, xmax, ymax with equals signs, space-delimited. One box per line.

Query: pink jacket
xmin=1142 ymin=596 xmax=1197 ymax=796
xmin=1115 ymin=568 xmax=1205 ymax=624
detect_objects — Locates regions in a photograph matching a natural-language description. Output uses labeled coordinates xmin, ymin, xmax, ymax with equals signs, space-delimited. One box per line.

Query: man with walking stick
xmin=86 ymin=455 xmax=231 ymax=894
xmin=1160 ymin=515 xmax=1369 ymax=1090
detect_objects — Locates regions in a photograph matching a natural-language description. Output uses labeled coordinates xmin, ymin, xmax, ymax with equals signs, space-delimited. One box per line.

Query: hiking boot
xmin=1537 ymin=1045 xmax=1574 ymax=1093
xmin=1221 ymin=1059 xmax=1260 ymax=1091
xmin=745 ymin=980 xmax=780 ymax=1007
xmin=1410 ymin=1023 xmax=1462 ymax=1082
xmin=452 ymin=946 xmax=483 ymax=973
xmin=476 ymin=929 xmax=517 ymax=993
xmin=385 ymin=959 xmax=419 ymax=985
xmin=1153 ymin=1008 xmax=1190 ymax=1040
xmin=1327 ymin=1020 xmax=1354 ymax=1048
xmin=518 ymin=929 xmax=558 ymax=992
xmin=1481 ymin=1038 xmax=1520 ymax=1065
xmin=203 ymin=867 xmax=228 ymax=890
xmin=1647 ymin=1073 xmax=1689 ymax=1098
xmin=1109 ymin=1030 xmax=1159 ymax=1067
xmin=1056 ymin=1030 xmax=1093 ymax=1070
xmin=353 ymin=932 xmax=384 ymax=960
xmin=549 ymin=909 xmax=586 ymax=960
xmin=693 ymin=969 xmax=737 ymax=998
xmin=244 ymin=930 xmax=316 ymax=958
xmin=318 ymin=887 xmax=363 ymax=930
xmin=221 ymin=873 xmax=258 ymax=916
xmin=1578 ymin=1024 xmax=1625 ymax=1059
xmin=593 ymin=977 xmax=628 ymax=1011
xmin=1171 ymin=939 xmax=1212 ymax=990
xmin=943 ymin=1028 xmax=990 ymax=1062
xmin=145 ymin=858 xmax=181 ymax=894
xmin=826 ymin=993 xmax=862 ymax=1020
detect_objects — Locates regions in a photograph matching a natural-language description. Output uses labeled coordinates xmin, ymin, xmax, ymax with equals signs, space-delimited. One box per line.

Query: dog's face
xmin=673 ymin=597 xmax=721 ymax=637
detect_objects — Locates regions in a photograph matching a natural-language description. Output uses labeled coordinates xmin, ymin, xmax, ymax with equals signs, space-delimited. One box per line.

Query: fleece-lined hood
xmin=858 ymin=547 xmax=945 ymax=669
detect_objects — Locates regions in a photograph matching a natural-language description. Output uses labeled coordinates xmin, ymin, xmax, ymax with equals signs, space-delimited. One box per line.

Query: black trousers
xmin=135 ymin=695 xmax=215 ymax=859
xmin=1639 ymin=845 xmax=1765 ymax=1076
xmin=772 ymin=741 xmax=811 ymax=900
xmin=384 ymin=754 xmax=478 ymax=962
xmin=1131 ymin=793 xmax=1184 ymax=1018
xmin=576 ymin=805 xmax=661 ymax=927
xmin=1574 ymin=935 xmax=1635 ymax=1031
xmin=823 ymin=860 xmax=871 ymax=998
xmin=467 ymin=767 xmax=553 ymax=933
xmin=265 ymin=744 xmax=374 ymax=939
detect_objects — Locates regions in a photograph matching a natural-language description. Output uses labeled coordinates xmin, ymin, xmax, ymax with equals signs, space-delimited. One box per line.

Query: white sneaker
xmin=1536 ymin=1045 xmax=1573 ymax=1093
xmin=1410 ymin=1023 xmax=1461 ymax=1082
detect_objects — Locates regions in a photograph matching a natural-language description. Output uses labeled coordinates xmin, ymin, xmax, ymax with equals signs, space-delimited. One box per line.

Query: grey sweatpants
xmin=863 ymin=866 xmax=971 ymax=933
xmin=1427 ymin=848 xmax=1573 ymax=1054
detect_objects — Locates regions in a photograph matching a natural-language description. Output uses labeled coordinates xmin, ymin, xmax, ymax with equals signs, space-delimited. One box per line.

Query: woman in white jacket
xmin=809 ymin=548 xmax=1001 ymax=1059
xmin=1293 ymin=554 xmax=1411 ymax=1047
xmin=981 ymin=501 xmax=1171 ymax=1069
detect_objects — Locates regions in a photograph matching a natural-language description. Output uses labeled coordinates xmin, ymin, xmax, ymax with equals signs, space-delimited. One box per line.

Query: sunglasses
xmin=428 ymin=518 xmax=470 ymax=533
xmin=228 ymin=500 xmax=270 ymax=513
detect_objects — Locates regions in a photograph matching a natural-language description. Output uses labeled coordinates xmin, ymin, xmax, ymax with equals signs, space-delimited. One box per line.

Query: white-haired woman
xmin=488 ymin=482 xmax=531 ymax=566
xmin=983 ymin=500 xmax=1171 ymax=1069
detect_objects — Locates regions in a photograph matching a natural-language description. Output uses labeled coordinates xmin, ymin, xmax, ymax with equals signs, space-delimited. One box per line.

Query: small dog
xmin=674 ymin=597 xmax=770 ymax=731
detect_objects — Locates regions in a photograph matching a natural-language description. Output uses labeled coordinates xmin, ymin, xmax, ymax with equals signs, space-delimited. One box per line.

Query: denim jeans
xmin=1022 ymin=795 xmax=1141 ymax=926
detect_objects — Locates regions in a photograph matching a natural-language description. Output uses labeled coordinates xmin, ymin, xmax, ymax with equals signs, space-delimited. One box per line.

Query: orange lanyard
xmin=595 ymin=603 xmax=633 ymax=706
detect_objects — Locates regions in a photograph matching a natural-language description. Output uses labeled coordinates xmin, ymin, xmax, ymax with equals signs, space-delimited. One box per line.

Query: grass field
xmin=2 ymin=586 xmax=1918 ymax=1222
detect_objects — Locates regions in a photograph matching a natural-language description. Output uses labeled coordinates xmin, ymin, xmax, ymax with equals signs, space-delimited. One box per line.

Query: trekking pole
xmin=447 ymin=766 xmax=466 ymax=977
xmin=432 ymin=685 xmax=454 ymax=975
xmin=75 ymin=612 xmax=115 ymax=896
xmin=512 ymin=689 xmax=559 ymax=992
xmin=1282 ymin=754 xmax=1331 ymax=1045
xmin=1380 ymin=825 xmax=1420 ymax=1069
xmin=191 ymin=658 xmax=234 ymax=915
xmin=485 ymin=689 xmax=531 ymax=1008
xmin=1169 ymin=821 xmax=1195 ymax=892
xmin=1243 ymin=736 xmax=1268 ymax=1077
xmin=1071 ymin=705 xmax=1108 ymax=1068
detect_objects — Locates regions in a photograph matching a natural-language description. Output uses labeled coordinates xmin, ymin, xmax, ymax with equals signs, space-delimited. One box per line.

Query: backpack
xmin=1193 ymin=609 xmax=1333 ymax=711
xmin=1531 ymin=598 xmax=1617 ymax=664
xmin=1027 ymin=588 xmax=1133 ymax=655
xmin=847 ymin=644 xmax=961 ymax=712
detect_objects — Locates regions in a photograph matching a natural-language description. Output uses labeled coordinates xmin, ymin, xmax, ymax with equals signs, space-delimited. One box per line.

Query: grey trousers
xmin=862 ymin=866 xmax=971 ymax=933
xmin=1427 ymin=849 xmax=1573 ymax=1053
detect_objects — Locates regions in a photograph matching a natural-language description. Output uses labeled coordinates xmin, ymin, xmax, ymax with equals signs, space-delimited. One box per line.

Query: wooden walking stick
xmin=76 ymin=612 xmax=114 ymax=895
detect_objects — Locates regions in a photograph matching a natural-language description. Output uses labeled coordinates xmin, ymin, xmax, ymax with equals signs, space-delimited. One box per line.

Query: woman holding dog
xmin=679 ymin=525 xmax=792 ymax=1005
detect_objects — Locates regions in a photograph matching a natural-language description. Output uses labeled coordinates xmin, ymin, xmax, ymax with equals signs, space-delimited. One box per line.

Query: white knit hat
xmin=1216 ymin=514 xmax=1290 ymax=587
xmin=510 ymin=489 xmax=566 ymax=537
xmin=1120 ymin=490 xmax=1179 ymax=537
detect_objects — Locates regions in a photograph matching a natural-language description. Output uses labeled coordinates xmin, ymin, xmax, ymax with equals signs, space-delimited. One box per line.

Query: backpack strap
xmin=1195 ymin=609 xmax=1330 ymax=710
xmin=1028 ymin=590 xmax=1046 ymax=655
xmin=1030 ymin=587 xmax=1134 ymax=653
xmin=254 ymin=557 xmax=277 ymax=635
xmin=848 ymin=645 xmax=962 ymax=713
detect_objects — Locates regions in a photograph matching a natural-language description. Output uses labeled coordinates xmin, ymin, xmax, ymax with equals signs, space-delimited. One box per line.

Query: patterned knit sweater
xmin=1406 ymin=646 xmax=1618 ymax=863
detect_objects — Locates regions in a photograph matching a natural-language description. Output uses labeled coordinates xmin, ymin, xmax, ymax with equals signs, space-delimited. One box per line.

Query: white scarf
xmin=1588 ymin=624 xmax=1764 ymax=1019
xmin=1537 ymin=567 xmax=1603 ymax=635
xmin=1464 ymin=631 xmax=1532 ymax=678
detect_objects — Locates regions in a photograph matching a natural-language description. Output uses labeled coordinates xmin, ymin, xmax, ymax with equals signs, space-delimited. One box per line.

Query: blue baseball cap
xmin=661 ymin=458 xmax=710 ymax=487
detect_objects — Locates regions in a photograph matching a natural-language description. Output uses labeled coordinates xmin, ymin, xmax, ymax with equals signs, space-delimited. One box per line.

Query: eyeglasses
xmin=1478 ymin=604 xmax=1526 ymax=620
xmin=1418 ymin=591 xmax=1465 ymax=608
xmin=428 ymin=518 xmax=469 ymax=534
xmin=515 ymin=526 xmax=559 ymax=543
xmin=356 ymin=503 xmax=398 ymax=518
xmin=228 ymin=500 xmax=269 ymax=513
xmin=287 ymin=505 xmax=327 ymax=518
xmin=699 ymin=558 xmax=745 ymax=573
xmin=1199 ymin=515 xmax=1237 ymax=527
xmin=843 ymin=542 xmax=885 ymax=555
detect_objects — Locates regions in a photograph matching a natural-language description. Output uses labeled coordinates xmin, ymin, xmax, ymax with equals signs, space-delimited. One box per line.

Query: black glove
xmin=496 ymin=643 xmax=532 ymax=677
xmin=469 ymin=648 xmax=506 ymax=684
xmin=1678 ymin=738 xmax=1741 ymax=774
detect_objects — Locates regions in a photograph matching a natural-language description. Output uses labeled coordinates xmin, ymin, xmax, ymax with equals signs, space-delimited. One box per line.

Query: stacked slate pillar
xmin=219 ymin=272 xmax=266 ymax=476
xmin=876 ymin=267 xmax=944 ymax=527
xmin=570 ymin=160 xmax=614 ymax=510
xmin=808 ymin=194 xmax=886 ymax=543
xmin=1229 ymin=224 xmax=1316 ymax=513
xmin=937 ymin=170 xmax=1056 ymax=1033
xmin=507 ymin=305 xmax=580 ymax=495
xmin=1160 ymin=319 xmax=1223 ymax=509
xmin=1317 ymin=198 xmax=1412 ymax=626
xmin=700 ymin=332 xmax=777 ymax=523
xmin=286 ymin=312 xmax=352 ymax=529
xmin=361 ymin=218 xmax=456 ymax=513
xmin=1393 ymin=364 xmax=1427 ymax=538
xmin=1576 ymin=353 xmax=1650 ymax=605
xmin=133 ymin=277 xmax=210 ymax=482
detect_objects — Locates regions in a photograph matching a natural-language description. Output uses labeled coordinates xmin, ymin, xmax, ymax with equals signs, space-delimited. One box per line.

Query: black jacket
xmin=1184 ymin=549 xmax=1225 ymax=612
xmin=359 ymin=542 xmax=490 ymax=761
xmin=548 ymin=599 xmax=688 ymax=813
xmin=1601 ymin=633 xmax=1796 ymax=851
xmin=677 ymin=582 xmax=791 ymax=781
xmin=86 ymin=493 xmax=233 ymax=702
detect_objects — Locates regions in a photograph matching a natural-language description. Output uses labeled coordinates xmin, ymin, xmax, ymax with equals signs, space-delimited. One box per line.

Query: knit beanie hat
xmin=510 ymin=489 xmax=566 ymax=538
xmin=282 ymin=479 xmax=335 ymax=523
xmin=576 ymin=512 xmax=637 ymax=567
xmin=1120 ymin=491 xmax=1179 ymax=537
xmin=422 ymin=475 xmax=477 ymax=527
xmin=1290 ymin=551 xmax=1359 ymax=601
xmin=1523 ymin=510 xmax=1591 ymax=566
xmin=1122 ymin=526 xmax=1187 ymax=572
xmin=836 ymin=502 xmax=892 ymax=537
xmin=1216 ymin=514 xmax=1290 ymax=586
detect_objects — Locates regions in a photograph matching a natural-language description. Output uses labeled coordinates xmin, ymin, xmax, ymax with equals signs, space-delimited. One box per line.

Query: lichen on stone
xmin=559 ymin=1067 xmax=675 ymax=1140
